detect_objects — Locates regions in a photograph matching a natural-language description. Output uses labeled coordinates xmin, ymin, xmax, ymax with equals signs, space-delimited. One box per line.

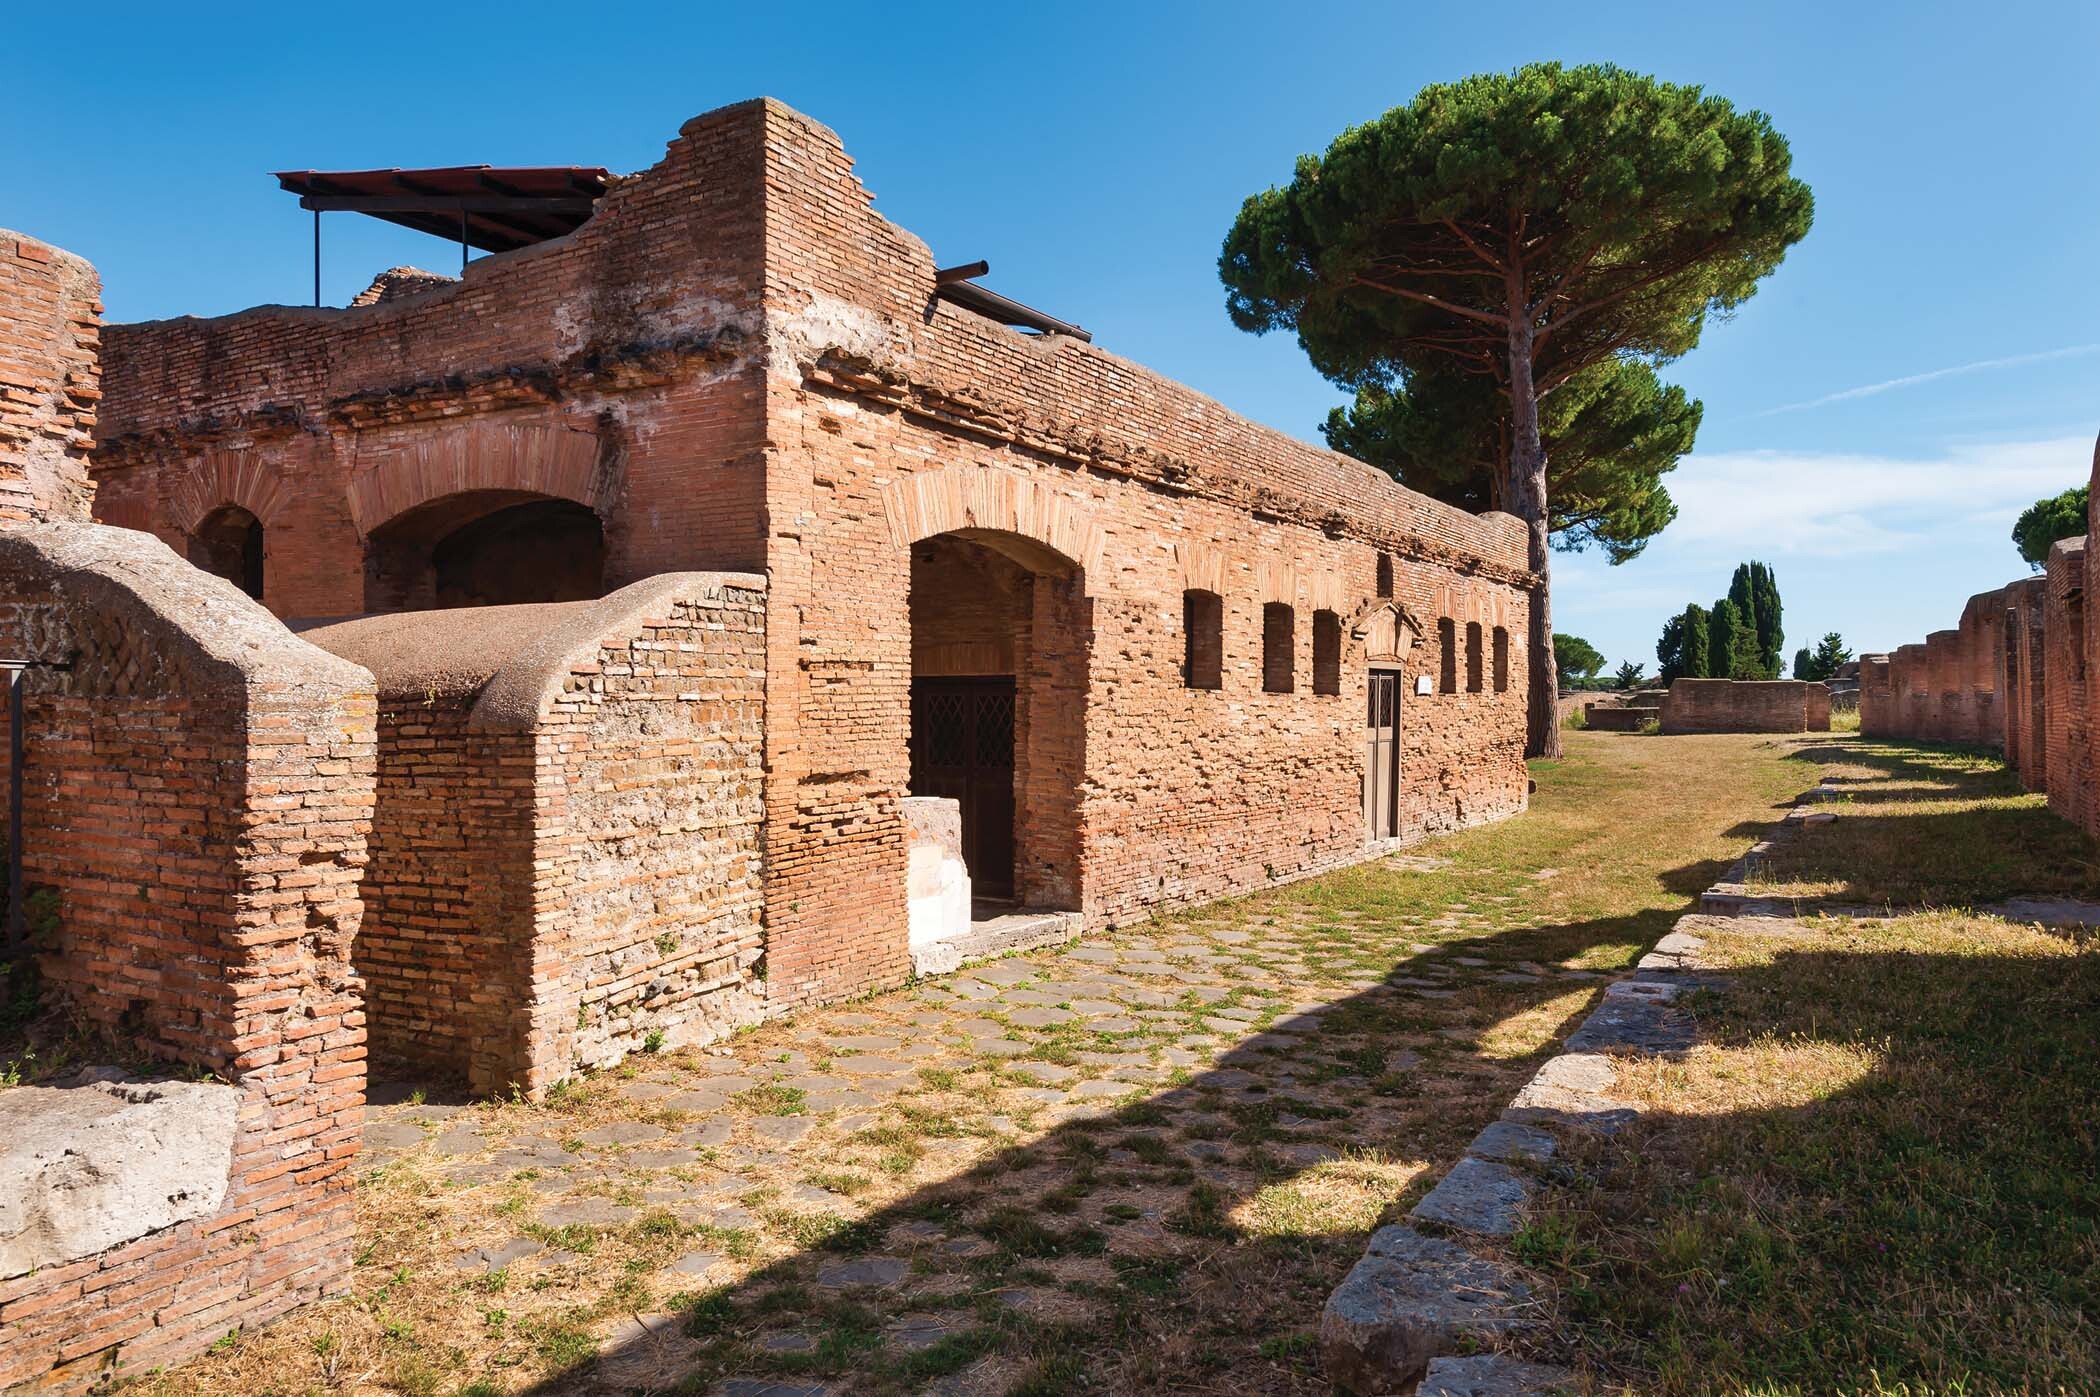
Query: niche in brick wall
xmin=1263 ymin=603 xmax=1296 ymax=694
xmin=1312 ymin=609 xmax=1342 ymax=695
xmin=188 ymin=505 xmax=265 ymax=601
xmin=365 ymin=491 xmax=605 ymax=611
xmin=1183 ymin=590 xmax=1223 ymax=690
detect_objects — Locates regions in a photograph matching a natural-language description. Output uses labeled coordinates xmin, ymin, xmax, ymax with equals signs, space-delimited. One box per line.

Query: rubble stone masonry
xmin=0 ymin=232 xmax=100 ymax=523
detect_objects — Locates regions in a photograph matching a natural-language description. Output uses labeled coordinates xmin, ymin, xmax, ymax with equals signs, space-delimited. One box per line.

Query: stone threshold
xmin=1316 ymin=786 xmax=1835 ymax=1394
xmin=907 ymin=907 xmax=1083 ymax=977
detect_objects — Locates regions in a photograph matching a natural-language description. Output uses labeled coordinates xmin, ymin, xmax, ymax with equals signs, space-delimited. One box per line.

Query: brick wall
xmin=1866 ymin=432 xmax=2100 ymax=840
xmin=0 ymin=232 xmax=100 ymax=523
xmin=2002 ymin=578 xmax=2049 ymax=790
xmin=304 ymin=574 xmax=766 ymax=1096
xmin=745 ymin=100 xmax=1529 ymax=1008
xmin=92 ymin=97 xmax=1534 ymax=1023
xmin=0 ymin=523 xmax=375 ymax=1393
xmin=1660 ymin=679 xmax=1827 ymax=734
xmin=2043 ymin=538 xmax=2091 ymax=834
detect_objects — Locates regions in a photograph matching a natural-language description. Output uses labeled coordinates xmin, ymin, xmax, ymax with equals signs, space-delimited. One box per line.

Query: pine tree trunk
xmin=1506 ymin=307 xmax=1559 ymax=759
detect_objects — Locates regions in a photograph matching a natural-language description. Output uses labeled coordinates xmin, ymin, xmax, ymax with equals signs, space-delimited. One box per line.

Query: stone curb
xmin=1316 ymin=790 xmax=1831 ymax=1394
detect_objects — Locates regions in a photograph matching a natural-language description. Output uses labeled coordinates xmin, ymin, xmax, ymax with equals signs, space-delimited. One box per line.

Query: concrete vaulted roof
xmin=298 ymin=572 xmax=764 ymax=731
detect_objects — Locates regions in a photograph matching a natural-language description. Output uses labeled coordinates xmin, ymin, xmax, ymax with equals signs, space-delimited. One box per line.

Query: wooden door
xmin=910 ymin=677 xmax=1017 ymax=898
xmin=1364 ymin=669 xmax=1401 ymax=839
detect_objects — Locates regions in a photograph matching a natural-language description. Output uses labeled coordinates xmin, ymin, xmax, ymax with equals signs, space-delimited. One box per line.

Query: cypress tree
xmin=1727 ymin=561 xmax=1785 ymax=678
xmin=1679 ymin=602 xmax=1710 ymax=679
xmin=1706 ymin=600 xmax=1739 ymax=681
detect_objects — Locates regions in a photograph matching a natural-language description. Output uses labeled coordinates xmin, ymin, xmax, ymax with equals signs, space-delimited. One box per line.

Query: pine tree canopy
xmin=2012 ymin=484 xmax=2089 ymax=572
xmin=1322 ymin=357 xmax=1697 ymax=564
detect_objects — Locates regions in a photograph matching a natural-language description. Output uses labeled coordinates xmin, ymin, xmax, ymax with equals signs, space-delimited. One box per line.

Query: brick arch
xmin=880 ymin=466 xmax=1106 ymax=585
xmin=349 ymin=421 xmax=604 ymax=534
xmin=170 ymin=450 xmax=287 ymax=534
xmin=1174 ymin=540 xmax=1231 ymax=596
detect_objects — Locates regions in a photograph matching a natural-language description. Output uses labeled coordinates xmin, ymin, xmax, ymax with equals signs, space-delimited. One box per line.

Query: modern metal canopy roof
xmin=273 ymin=165 xmax=616 ymax=254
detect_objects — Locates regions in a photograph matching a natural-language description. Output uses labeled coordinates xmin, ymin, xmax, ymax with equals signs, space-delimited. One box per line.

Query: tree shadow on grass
xmin=523 ymin=881 xmax=1730 ymax=1396
xmin=1520 ymin=928 xmax=2100 ymax=1393
xmin=1755 ymin=740 xmax=2100 ymax=906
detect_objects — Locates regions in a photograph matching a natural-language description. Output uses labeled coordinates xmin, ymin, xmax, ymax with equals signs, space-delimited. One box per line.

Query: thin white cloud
xmin=1752 ymin=344 xmax=2100 ymax=417
xmin=1654 ymin=436 xmax=2088 ymax=559
xmin=1553 ymin=433 xmax=2093 ymax=666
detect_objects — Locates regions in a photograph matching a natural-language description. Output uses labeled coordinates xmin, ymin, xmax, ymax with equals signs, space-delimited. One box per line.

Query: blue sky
xmin=7 ymin=0 xmax=2095 ymax=670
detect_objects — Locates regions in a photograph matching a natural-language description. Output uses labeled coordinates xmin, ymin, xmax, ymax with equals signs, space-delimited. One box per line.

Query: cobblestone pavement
xmin=342 ymin=876 xmax=1626 ymax=1396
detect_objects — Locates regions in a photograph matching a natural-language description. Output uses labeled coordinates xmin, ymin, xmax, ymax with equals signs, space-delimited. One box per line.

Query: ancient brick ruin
xmin=0 ymin=233 xmax=100 ymax=525
xmin=89 ymin=98 xmax=1531 ymax=1064
xmin=1660 ymin=678 xmax=1832 ymax=734
xmin=1861 ymin=434 xmax=2100 ymax=839
xmin=1 ymin=103 xmax=1539 ymax=1386
xmin=0 ymin=522 xmax=375 ymax=1391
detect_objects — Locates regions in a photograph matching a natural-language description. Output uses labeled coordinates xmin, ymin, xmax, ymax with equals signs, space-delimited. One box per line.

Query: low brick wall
xmin=1583 ymin=702 xmax=1660 ymax=732
xmin=1660 ymin=679 xmax=1829 ymax=734
xmin=0 ymin=523 xmax=375 ymax=1393
xmin=305 ymin=573 xmax=767 ymax=1096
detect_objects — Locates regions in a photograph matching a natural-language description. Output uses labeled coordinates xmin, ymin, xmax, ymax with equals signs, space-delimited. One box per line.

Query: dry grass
xmin=1518 ymin=910 xmax=2100 ymax=1394
xmin=130 ymin=732 xmax=1808 ymax=1395
xmin=1752 ymin=736 xmax=2100 ymax=907
xmin=1517 ymin=732 xmax=2100 ymax=1394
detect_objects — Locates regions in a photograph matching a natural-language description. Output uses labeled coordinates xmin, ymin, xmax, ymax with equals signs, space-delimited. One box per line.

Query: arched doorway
xmin=908 ymin=530 xmax=1086 ymax=909
xmin=189 ymin=504 xmax=265 ymax=601
xmin=364 ymin=490 xmax=605 ymax=611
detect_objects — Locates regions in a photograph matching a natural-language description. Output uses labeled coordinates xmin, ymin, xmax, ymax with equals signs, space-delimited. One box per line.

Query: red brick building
xmin=90 ymin=100 xmax=1533 ymax=1086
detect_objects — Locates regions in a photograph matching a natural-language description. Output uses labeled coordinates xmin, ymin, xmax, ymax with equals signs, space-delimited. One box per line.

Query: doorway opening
xmin=907 ymin=531 xmax=1086 ymax=912
xmin=190 ymin=505 xmax=265 ymax=601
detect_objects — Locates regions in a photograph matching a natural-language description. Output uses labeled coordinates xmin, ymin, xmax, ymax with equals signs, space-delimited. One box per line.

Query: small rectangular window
xmin=1438 ymin=617 xmax=1457 ymax=694
xmin=1466 ymin=622 xmax=1483 ymax=693
xmin=1312 ymin=610 xmax=1342 ymax=695
xmin=1263 ymin=603 xmax=1295 ymax=693
xmin=1375 ymin=553 xmax=1394 ymax=599
xmin=1183 ymin=590 xmax=1223 ymax=690
xmin=1492 ymin=627 xmax=1510 ymax=693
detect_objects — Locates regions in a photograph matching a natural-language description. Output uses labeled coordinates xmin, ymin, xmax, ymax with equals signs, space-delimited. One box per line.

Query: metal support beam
xmin=313 ymin=209 xmax=321 ymax=308
xmin=295 ymin=194 xmax=598 ymax=215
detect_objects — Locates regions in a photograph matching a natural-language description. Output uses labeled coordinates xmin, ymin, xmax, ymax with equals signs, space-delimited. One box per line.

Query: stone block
xmin=0 ymin=1077 xmax=240 ymax=1279
xmin=1319 ymin=1224 xmax=1536 ymax=1393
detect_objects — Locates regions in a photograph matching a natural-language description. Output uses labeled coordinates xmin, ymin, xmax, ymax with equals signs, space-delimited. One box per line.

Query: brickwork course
xmin=1659 ymin=678 xmax=1831 ymax=734
xmin=0 ymin=522 xmax=376 ymax=1392
xmin=0 ymin=103 xmax=1542 ymax=1388
xmin=90 ymin=97 xmax=1533 ymax=1031
xmin=0 ymin=232 xmax=101 ymax=524
xmin=1859 ymin=432 xmax=2100 ymax=841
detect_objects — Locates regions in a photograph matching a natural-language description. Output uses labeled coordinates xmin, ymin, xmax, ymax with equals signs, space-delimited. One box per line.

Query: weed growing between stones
xmin=134 ymin=732 xmax=1817 ymax=1395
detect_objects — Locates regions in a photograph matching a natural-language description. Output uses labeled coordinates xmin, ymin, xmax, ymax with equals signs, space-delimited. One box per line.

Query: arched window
xmin=1493 ymin=626 xmax=1510 ymax=692
xmin=1437 ymin=617 xmax=1457 ymax=694
xmin=1312 ymin=609 xmax=1342 ymax=695
xmin=1262 ymin=603 xmax=1296 ymax=694
xmin=1466 ymin=622 xmax=1484 ymax=693
xmin=189 ymin=505 xmax=265 ymax=602
xmin=1375 ymin=553 xmax=1394 ymax=599
xmin=1183 ymin=590 xmax=1223 ymax=690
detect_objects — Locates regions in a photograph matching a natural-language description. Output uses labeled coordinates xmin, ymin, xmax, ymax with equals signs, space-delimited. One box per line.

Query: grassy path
xmin=149 ymin=733 xmax=1804 ymax=1396
xmin=1524 ymin=735 xmax=2100 ymax=1393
